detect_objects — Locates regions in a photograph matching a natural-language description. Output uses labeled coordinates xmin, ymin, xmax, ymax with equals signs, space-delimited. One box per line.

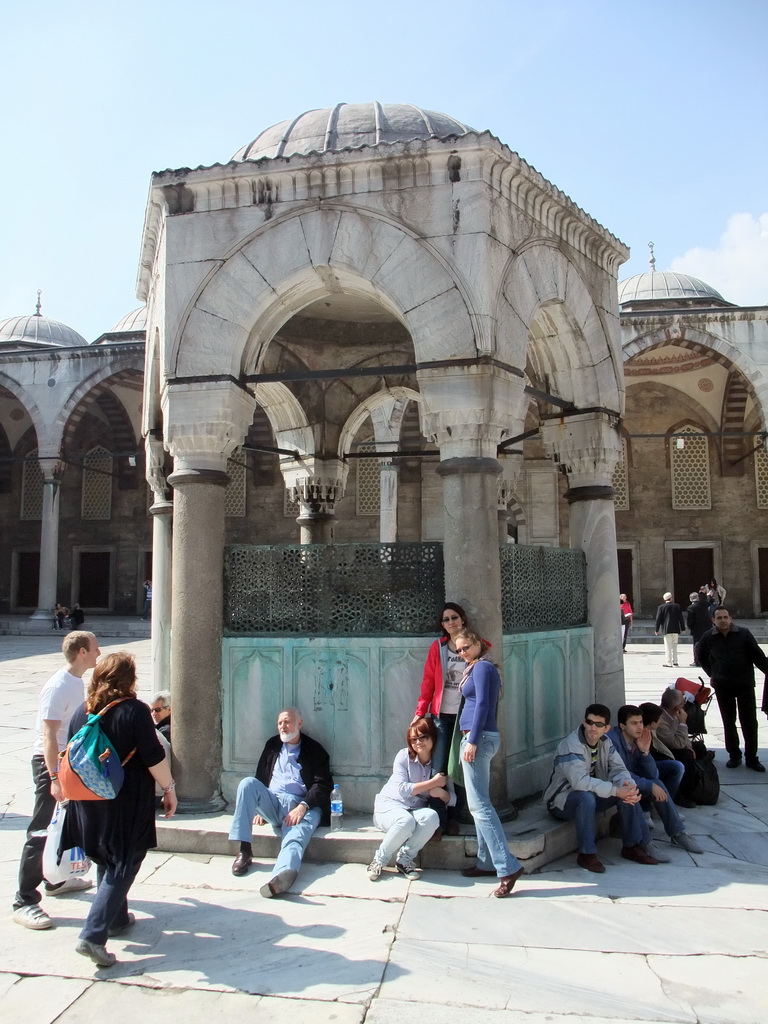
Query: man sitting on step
xmin=608 ymin=705 xmax=703 ymax=858
xmin=228 ymin=707 xmax=333 ymax=898
xmin=544 ymin=703 xmax=659 ymax=873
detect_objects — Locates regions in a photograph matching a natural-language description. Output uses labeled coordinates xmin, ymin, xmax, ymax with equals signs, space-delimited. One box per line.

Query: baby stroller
xmin=673 ymin=677 xmax=713 ymax=743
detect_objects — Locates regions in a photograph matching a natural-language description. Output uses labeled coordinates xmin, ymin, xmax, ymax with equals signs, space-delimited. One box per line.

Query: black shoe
xmin=232 ymin=851 xmax=252 ymax=876
xmin=674 ymin=795 xmax=697 ymax=809
xmin=726 ymin=755 xmax=743 ymax=769
xmin=746 ymin=758 xmax=766 ymax=773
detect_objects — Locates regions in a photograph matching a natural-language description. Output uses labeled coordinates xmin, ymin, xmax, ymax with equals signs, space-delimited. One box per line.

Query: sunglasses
xmin=584 ymin=718 xmax=607 ymax=728
xmin=410 ymin=734 xmax=431 ymax=742
xmin=456 ymin=644 xmax=475 ymax=655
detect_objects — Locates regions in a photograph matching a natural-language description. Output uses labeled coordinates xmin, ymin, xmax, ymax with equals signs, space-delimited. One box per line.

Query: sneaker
xmin=13 ymin=904 xmax=53 ymax=930
xmin=641 ymin=840 xmax=670 ymax=863
xmin=367 ymin=859 xmax=383 ymax=881
xmin=76 ymin=938 xmax=116 ymax=967
xmin=746 ymin=758 xmax=766 ymax=773
xmin=395 ymin=858 xmax=420 ymax=880
xmin=672 ymin=832 xmax=704 ymax=854
xmin=45 ymin=877 xmax=94 ymax=896
xmin=643 ymin=811 xmax=654 ymax=830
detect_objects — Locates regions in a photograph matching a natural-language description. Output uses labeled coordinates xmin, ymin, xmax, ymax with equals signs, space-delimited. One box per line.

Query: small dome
xmin=618 ymin=271 xmax=730 ymax=308
xmin=233 ymin=102 xmax=475 ymax=161
xmin=0 ymin=313 xmax=87 ymax=350
xmin=110 ymin=306 xmax=147 ymax=333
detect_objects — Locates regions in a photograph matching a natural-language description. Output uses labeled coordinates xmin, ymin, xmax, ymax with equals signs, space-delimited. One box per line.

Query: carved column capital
xmin=281 ymin=457 xmax=348 ymax=514
xmin=162 ymin=381 xmax=255 ymax=473
xmin=145 ymin=435 xmax=169 ymax=501
xmin=540 ymin=412 xmax=622 ymax=490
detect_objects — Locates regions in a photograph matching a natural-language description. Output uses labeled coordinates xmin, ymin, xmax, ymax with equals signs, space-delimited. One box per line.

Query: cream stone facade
xmin=2 ymin=102 xmax=765 ymax=810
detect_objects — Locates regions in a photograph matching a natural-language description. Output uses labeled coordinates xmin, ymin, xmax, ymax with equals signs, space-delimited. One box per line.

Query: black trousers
xmin=14 ymin=755 xmax=55 ymax=909
xmin=713 ymin=684 xmax=758 ymax=760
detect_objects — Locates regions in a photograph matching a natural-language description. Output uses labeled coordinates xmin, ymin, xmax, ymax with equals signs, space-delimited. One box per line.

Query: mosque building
xmin=1 ymin=102 xmax=766 ymax=807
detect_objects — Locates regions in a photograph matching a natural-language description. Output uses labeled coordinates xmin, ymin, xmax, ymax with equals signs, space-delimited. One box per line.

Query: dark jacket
xmin=686 ymin=596 xmax=712 ymax=642
xmin=698 ymin=623 xmax=768 ymax=697
xmin=607 ymin=725 xmax=660 ymax=797
xmin=255 ymin=732 xmax=333 ymax=825
xmin=656 ymin=601 xmax=685 ymax=634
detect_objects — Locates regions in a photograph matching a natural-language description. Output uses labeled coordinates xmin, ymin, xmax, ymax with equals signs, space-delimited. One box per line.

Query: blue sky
xmin=1 ymin=0 xmax=766 ymax=340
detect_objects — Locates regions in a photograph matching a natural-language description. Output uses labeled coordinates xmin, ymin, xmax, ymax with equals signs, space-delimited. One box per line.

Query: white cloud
xmin=669 ymin=213 xmax=768 ymax=306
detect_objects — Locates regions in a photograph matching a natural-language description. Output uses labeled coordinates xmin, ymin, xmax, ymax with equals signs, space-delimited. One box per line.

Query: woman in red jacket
xmin=413 ymin=602 xmax=468 ymax=834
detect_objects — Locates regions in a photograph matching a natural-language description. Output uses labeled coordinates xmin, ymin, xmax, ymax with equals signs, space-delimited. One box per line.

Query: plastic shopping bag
xmin=42 ymin=802 xmax=91 ymax=885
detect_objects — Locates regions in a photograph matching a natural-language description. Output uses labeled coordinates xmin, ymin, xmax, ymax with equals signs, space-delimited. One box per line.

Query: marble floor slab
xmin=648 ymin=953 xmax=768 ymax=1024
xmin=0 ymin=975 xmax=91 ymax=1024
xmin=366 ymin=999 xmax=670 ymax=1024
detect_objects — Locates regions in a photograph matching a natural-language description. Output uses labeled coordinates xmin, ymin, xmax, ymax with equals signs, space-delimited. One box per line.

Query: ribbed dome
xmin=0 ymin=314 xmax=87 ymax=350
xmin=233 ymin=102 xmax=475 ymax=161
xmin=618 ymin=271 xmax=728 ymax=307
xmin=110 ymin=306 xmax=147 ymax=333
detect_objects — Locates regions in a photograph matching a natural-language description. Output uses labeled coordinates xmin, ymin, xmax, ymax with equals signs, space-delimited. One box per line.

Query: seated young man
xmin=639 ymin=702 xmax=685 ymax=800
xmin=608 ymin=706 xmax=702 ymax=858
xmin=543 ymin=703 xmax=659 ymax=873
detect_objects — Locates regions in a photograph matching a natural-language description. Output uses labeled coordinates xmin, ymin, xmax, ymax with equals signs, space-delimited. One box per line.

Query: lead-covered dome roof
xmin=0 ymin=313 xmax=87 ymax=350
xmin=232 ymin=102 xmax=476 ymax=161
xmin=618 ymin=270 xmax=731 ymax=309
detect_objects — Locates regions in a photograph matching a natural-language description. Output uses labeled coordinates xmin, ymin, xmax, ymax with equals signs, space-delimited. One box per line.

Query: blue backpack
xmin=59 ymin=699 xmax=136 ymax=800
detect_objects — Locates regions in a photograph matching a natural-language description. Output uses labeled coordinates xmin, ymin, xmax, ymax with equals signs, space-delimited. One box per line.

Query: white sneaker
xmin=672 ymin=832 xmax=704 ymax=854
xmin=367 ymin=859 xmax=383 ymax=881
xmin=45 ymin=877 xmax=94 ymax=896
xmin=13 ymin=905 xmax=53 ymax=930
xmin=643 ymin=811 xmax=654 ymax=830
xmin=641 ymin=840 xmax=671 ymax=863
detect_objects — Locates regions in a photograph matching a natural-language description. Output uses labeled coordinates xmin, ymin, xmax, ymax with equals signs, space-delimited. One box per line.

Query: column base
xmin=29 ymin=608 xmax=54 ymax=621
xmin=175 ymin=795 xmax=227 ymax=815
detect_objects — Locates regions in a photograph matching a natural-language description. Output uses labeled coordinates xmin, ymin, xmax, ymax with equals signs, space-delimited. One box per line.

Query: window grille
xmin=82 ymin=446 xmax=113 ymax=520
xmin=356 ymin=442 xmax=380 ymax=515
xmin=756 ymin=447 xmax=768 ymax=509
xmin=670 ymin=426 xmax=710 ymax=510
xmin=20 ymin=449 xmax=43 ymax=520
xmin=225 ymin=448 xmax=247 ymax=517
xmin=612 ymin=438 xmax=629 ymax=510
xmin=284 ymin=487 xmax=300 ymax=517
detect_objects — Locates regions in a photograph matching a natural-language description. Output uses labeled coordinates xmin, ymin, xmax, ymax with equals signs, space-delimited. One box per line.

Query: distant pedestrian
xmin=686 ymin=592 xmax=711 ymax=666
xmin=141 ymin=580 xmax=152 ymax=620
xmin=706 ymin=578 xmax=726 ymax=618
xmin=655 ymin=592 xmax=686 ymax=667
xmin=69 ymin=603 xmax=85 ymax=629
xmin=620 ymin=594 xmax=633 ymax=651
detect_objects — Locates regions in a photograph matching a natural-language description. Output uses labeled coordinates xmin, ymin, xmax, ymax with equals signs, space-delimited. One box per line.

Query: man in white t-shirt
xmin=12 ymin=631 xmax=100 ymax=930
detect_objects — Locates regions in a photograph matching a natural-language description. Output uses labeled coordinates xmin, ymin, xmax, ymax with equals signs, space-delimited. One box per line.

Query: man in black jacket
xmin=228 ymin=707 xmax=333 ymax=896
xmin=698 ymin=609 xmax=768 ymax=772
xmin=655 ymin=592 xmax=686 ymax=667
xmin=687 ymin=592 xmax=712 ymax=667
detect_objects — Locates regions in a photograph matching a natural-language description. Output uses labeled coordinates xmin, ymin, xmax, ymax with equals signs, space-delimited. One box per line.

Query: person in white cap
xmin=654 ymin=592 xmax=686 ymax=667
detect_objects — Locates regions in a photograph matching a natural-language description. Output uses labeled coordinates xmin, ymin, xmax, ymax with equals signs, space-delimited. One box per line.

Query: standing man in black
xmin=687 ymin=591 xmax=712 ymax=667
xmin=655 ymin=592 xmax=686 ymax=668
xmin=698 ymin=608 xmax=767 ymax=772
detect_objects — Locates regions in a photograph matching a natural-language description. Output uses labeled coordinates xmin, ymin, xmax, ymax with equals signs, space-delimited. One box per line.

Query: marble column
xmin=379 ymin=461 xmax=399 ymax=543
xmin=283 ymin=457 xmax=346 ymax=545
xmin=149 ymin=499 xmax=173 ymax=692
xmin=167 ymin=466 xmax=228 ymax=810
xmin=296 ymin=507 xmax=335 ymax=544
xmin=30 ymin=459 xmax=62 ymax=620
xmin=542 ymin=413 xmax=624 ymax=710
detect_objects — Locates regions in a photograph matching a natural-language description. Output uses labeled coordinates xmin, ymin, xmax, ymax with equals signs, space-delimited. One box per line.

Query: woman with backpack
xmin=60 ymin=652 xmax=176 ymax=967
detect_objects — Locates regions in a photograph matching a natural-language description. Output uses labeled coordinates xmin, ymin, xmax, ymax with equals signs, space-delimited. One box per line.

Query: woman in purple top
xmin=455 ymin=627 xmax=523 ymax=898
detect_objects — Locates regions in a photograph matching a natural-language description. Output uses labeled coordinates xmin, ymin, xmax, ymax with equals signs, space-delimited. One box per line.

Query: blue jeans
xmin=460 ymin=732 xmax=521 ymax=877
xmin=640 ymin=779 xmax=685 ymax=837
xmin=551 ymin=790 xmax=648 ymax=854
xmin=228 ymin=777 xmax=321 ymax=879
xmin=80 ymin=852 xmax=145 ymax=944
xmin=654 ymin=759 xmax=685 ymax=800
xmin=373 ymin=806 xmax=440 ymax=864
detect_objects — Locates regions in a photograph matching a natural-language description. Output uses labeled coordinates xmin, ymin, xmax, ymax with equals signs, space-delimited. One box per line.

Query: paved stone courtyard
xmin=2 ymin=633 xmax=767 ymax=1023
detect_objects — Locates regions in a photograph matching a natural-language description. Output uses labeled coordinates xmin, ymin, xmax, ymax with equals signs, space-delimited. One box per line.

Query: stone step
xmin=155 ymin=805 xmax=610 ymax=874
xmin=0 ymin=616 xmax=151 ymax=638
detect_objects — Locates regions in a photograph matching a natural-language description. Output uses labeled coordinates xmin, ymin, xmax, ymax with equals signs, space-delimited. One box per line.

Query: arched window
xmin=612 ymin=437 xmax=629 ymax=511
xmin=20 ymin=449 xmax=43 ymax=520
xmin=224 ymin=447 xmax=247 ymax=517
xmin=82 ymin=445 xmax=113 ymax=520
xmin=356 ymin=439 xmax=380 ymax=516
xmin=670 ymin=426 xmax=711 ymax=510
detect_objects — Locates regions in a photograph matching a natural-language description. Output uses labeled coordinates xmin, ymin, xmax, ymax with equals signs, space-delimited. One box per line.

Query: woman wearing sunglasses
xmin=454 ymin=627 xmax=524 ymax=898
xmin=412 ymin=603 xmax=469 ymax=834
xmin=367 ymin=717 xmax=454 ymax=881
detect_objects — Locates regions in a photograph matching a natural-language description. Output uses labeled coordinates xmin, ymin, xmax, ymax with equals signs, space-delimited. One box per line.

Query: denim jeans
xmin=80 ymin=852 xmax=145 ymax=944
xmin=431 ymin=713 xmax=456 ymax=774
xmin=460 ymin=732 xmax=521 ymax=877
xmin=550 ymin=790 xmax=649 ymax=853
xmin=654 ymin=759 xmax=685 ymax=800
xmin=640 ymin=778 xmax=685 ymax=838
xmin=14 ymin=756 xmax=56 ymax=909
xmin=372 ymin=806 xmax=440 ymax=864
xmin=228 ymin=777 xmax=321 ymax=879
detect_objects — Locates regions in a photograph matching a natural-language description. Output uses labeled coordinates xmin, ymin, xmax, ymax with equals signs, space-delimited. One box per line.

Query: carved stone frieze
xmin=162 ymin=381 xmax=255 ymax=472
xmin=541 ymin=412 xmax=622 ymax=488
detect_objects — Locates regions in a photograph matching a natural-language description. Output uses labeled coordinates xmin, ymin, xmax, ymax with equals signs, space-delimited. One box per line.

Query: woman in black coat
xmin=61 ymin=652 xmax=176 ymax=967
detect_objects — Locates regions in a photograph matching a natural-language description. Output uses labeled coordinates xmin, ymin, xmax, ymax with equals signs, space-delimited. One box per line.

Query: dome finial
xmin=648 ymin=241 xmax=656 ymax=273
xmin=35 ymin=289 xmax=42 ymax=316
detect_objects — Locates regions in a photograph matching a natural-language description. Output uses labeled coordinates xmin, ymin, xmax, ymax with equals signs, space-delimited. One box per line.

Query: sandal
xmin=492 ymin=866 xmax=524 ymax=898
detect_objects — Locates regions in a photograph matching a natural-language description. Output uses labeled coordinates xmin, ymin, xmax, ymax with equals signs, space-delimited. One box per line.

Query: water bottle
xmin=330 ymin=784 xmax=343 ymax=830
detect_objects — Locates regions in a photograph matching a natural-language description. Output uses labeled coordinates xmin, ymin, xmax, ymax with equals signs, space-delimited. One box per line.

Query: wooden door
xmin=672 ymin=548 xmax=713 ymax=607
xmin=16 ymin=552 xmax=40 ymax=608
xmin=617 ymin=549 xmax=633 ymax=606
xmin=78 ymin=552 xmax=111 ymax=609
